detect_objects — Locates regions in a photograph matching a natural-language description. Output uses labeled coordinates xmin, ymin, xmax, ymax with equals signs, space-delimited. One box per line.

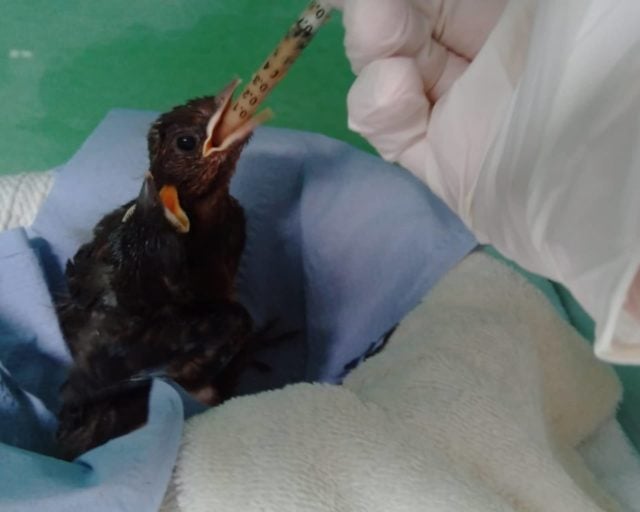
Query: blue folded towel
xmin=0 ymin=110 xmax=476 ymax=511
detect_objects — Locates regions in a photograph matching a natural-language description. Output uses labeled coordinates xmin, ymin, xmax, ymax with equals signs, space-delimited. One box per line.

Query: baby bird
xmin=56 ymin=174 xmax=252 ymax=460
xmin=57 ymin=83 xmax=270 ymax=459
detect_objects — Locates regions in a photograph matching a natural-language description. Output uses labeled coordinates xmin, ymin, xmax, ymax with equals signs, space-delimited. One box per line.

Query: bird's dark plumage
xmin=56 ymin=83 xmax=269 ymax=459
xmin=56 ymin=175 xmax=252 ymax=460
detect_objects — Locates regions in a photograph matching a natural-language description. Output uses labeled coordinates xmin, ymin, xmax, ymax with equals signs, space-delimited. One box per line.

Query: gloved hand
xmin=332 ymin=0 xmax=640 ymax=364
xmin=329 ymin=0 xmax=526 ymax=221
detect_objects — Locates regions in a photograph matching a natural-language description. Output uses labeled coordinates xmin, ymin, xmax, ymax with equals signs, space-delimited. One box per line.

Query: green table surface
xmin=3 ymin=1 xmax=638 ymax=451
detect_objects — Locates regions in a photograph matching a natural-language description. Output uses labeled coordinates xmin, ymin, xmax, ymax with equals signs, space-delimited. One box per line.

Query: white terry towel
xmin=0 ymin=171 xmax=53 ymax=231
xmin=161 ymin=252 xmax=630 ymax=512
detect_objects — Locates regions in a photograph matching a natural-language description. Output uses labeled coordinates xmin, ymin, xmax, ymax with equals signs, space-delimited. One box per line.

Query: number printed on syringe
xmin=215 ymin=0 xmax=332 ymax=141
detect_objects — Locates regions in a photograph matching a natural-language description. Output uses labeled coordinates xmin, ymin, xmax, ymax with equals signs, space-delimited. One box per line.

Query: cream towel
xmin=162 ymin=253 xmax=626 ymax=512
xmin=0 ymin=171 xmax=53 ymax=231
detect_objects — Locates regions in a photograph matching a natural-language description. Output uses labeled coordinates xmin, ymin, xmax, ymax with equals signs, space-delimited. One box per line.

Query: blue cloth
xmin=0 ymin=110 xmax=476 ymax=511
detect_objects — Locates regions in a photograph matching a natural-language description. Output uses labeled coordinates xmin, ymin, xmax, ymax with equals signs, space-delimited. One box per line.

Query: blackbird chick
xmin=56 ymin=174 xmax=252 ymax=460
xmin=147 ymin=80 xmax=264 ymax=302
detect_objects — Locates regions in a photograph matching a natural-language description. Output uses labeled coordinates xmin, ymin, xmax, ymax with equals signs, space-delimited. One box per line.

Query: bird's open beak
xmin=202 ymin=79 xmax=272 ymax=157
xmin=159 ymin=185 xmax=190 ymax=234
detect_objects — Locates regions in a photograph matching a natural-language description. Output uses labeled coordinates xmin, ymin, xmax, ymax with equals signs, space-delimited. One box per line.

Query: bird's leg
xmin=213 ymin=319 xmax=300 ymax=401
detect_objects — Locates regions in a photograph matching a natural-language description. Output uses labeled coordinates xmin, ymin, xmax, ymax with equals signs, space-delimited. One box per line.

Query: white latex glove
xmin=333 ymin=0 xmax=640 ymax=363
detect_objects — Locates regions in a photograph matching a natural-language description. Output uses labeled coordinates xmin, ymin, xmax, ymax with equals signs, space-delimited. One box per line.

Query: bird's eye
xmin=175 ymin=135 xmax=197 ymax=152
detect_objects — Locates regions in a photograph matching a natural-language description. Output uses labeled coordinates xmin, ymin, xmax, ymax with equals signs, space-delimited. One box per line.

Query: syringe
xmin=213 ymin=1 xmax=333 ymax=145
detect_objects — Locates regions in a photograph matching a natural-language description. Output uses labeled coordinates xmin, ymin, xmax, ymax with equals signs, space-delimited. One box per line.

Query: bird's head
xmin=110 ymin=174 xmax=191 ymax=304
xmin=147 ymin=79 xmax=268 ymax=204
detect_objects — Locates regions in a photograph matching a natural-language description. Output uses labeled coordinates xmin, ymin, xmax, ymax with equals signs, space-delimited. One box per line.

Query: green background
xmin=0 ymin=0 xmax=366 ymax=174
xmin=2 ymin=1 xmax=638 ymax=450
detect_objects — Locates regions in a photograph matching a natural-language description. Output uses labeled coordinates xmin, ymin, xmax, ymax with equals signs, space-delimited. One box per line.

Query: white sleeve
xmin=471 ymin=0 xmax=640 ymax=363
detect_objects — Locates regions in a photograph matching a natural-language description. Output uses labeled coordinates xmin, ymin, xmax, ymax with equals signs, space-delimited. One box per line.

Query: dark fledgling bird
xmin=56 ymin=82 xmax=273 ymax=459
xmin=56 ymin=174 xmax=252 ymax=460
